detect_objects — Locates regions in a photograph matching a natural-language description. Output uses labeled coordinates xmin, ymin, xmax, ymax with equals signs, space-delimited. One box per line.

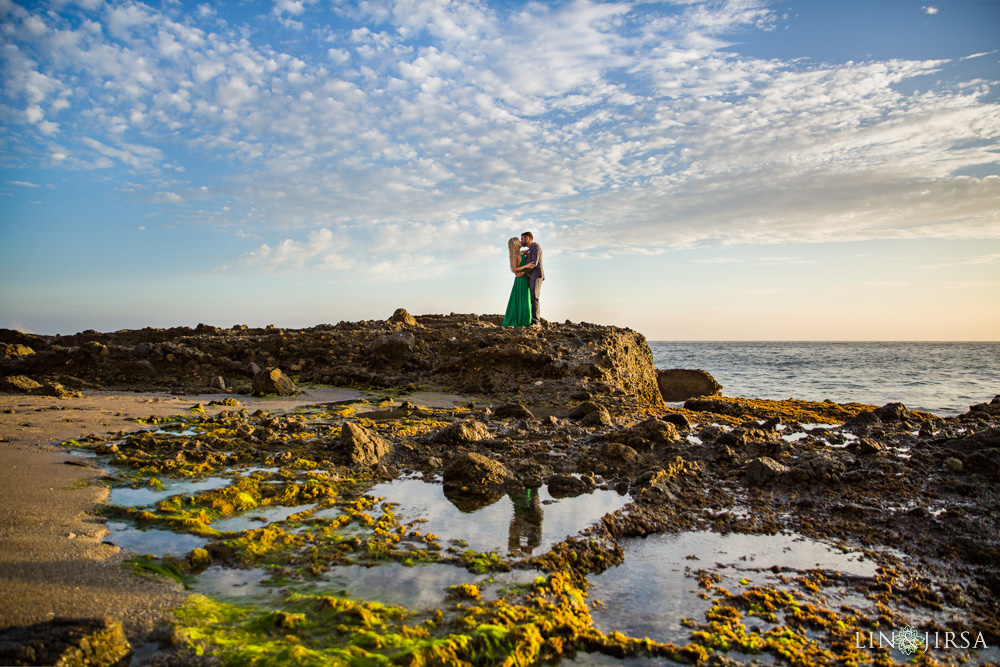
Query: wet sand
xmin=0 ymin=387 xmax=364 ymax=643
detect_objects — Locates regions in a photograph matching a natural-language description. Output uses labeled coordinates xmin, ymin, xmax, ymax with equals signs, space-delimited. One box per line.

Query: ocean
xmin=647 ymin=341 xmax=1000 ymax=417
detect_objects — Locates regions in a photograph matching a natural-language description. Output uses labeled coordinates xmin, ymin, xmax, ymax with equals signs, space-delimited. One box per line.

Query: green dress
xmin=502 ymin=255 xmax=532 ymax=327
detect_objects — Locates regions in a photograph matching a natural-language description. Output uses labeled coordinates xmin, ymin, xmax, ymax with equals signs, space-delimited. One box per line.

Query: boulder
xmin=251 ymin=368 xmax=296 ymax=396
xmin=569 ymin=401 xmax=603 ymax=419
xmin=660 ymin=413 xmax=693 ymax=430
xmin=601 ymin=442 xmax=638 ymax=463
xmin=370 ymin=331 xmax=416 ymax=362
xmin=0 ymin=617 xmax=131 ymax=667
xmin=443 ymin=452 xmax=515 ymax=488
xmin=547 ymin=473 xmax=594 ymax=497
xmin=581 ymin=406 xmax=612 ymax=427
xmin=389 ymin=308 xmax=418 ymax=326
xmin=629 ymin=418 xmax=680 ymax=443
xmin=656 ymin=369 xmax=722 ymax=402
xmin=0 ymin=375 xmax=43 ymax=394
xmin=433 ymin=419 xmax=491 ymax=444
xmin=132 ymin=342 xmax=153 ymax=358
xmin=846 ymin=437 xmax=884 ymax=455
xmin=2 ymin=343 xmax=35 ymax=356
xmin=493 ymin=403 xmax=535 ymax=420
xmin=745 ymin=457 xmax=790 ymax=486
xmin=873 ymin=402 xmax=911 ymax=422
xmin=336 ymin=422 xmax=393 ymax=466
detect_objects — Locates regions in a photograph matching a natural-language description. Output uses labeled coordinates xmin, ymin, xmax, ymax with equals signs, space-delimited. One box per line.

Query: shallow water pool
xmin=368 ymin=478 xmax=631 ymax=556
xmin=588 ymin=530 xmax=876 ymax=644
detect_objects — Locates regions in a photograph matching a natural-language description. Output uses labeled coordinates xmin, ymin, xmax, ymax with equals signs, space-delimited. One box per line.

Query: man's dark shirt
xmin=525 ymin=242 xmax=544 ymax=281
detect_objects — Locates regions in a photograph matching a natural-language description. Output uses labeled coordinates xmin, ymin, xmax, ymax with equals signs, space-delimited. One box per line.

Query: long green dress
xmin=502 ymin=255 xmax=532 ymax=327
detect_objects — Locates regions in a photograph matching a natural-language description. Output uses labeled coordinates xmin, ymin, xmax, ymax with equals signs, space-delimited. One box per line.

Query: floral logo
xmin=897 ymin=626 xmax=925 ymax=655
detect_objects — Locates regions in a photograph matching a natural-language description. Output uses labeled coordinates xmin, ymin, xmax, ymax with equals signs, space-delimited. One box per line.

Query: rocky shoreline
xmin=1 ymin=314 xmax=998 ymax=666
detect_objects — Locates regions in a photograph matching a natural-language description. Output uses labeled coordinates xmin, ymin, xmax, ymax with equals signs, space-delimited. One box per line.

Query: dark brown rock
xmin=602 ymin=442 xmax=638 ymax=463
xmin=0 ymin=375 xmax=43 ymax=394
xmin=656 ymin=369 xmax=722 ymax=402
xmin=0 ymin=617 xmax=131 ymax=667
xmin=251 ymin=368 xmax=296 ymax=396
xmin=745 ymin=456 xmax=790 ymax=486
xmin=433 ymin=419 xmax=490 ymax=444
xmin=336 ymin=422 xmax=393 ymax=466
xmin=628 ymin=418 xmax=680 ymax=443
xmin=494 ymin=403 xmax=535 ymax=420
xmin=389 ymin=308 xmax=417 ymax=326
xmin=443 ymin=452 xmax=515 ymax=488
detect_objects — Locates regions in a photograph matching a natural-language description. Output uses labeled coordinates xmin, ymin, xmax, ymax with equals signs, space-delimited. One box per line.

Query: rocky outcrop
xmin=656 ymin=369 xmax=721 ymax=402
xmin=251 ymin=368 xmax=296 ymax=396
xmin=335 ymin=422 xmax=393 ymax=466
xmin=0 ymin=617 xmax=131 ymax=667
xmin=0 ymin=316 xmax=667 ymax=407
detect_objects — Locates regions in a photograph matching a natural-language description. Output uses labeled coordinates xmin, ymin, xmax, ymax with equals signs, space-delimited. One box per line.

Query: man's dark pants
xmin=529 ymin=277 xmax=543 ymax=325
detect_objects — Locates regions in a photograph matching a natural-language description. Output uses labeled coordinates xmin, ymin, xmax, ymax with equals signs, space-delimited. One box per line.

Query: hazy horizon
xmin=2 ymin=0 xmax=998 ymax=340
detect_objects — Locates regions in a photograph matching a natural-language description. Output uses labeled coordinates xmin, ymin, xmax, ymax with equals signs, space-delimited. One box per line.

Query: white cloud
xmin=923 ymin=6 xmax=939 ymax=16
xmin=0 ymin=0 xmax=997 ymax=276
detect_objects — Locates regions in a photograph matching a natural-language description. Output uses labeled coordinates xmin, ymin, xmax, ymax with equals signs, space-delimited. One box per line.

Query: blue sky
xmin=1 ymin=0 xmax=998 ymax=340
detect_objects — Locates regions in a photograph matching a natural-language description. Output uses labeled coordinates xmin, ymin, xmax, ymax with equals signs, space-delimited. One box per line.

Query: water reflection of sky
xmin=104 ymin=521 xmax=208 ymax=557
xmin=589 ymin=531 xmax=876 ymax=646
xmin=190 ymin=562 xmax=540 ymax=611
xmin=107 ymin=476 xmax=230 ymax=506
xmin=369 ymin=479 xmax=631 ymax=556
xmin=212 ymin=503 xmax=317 ymax=533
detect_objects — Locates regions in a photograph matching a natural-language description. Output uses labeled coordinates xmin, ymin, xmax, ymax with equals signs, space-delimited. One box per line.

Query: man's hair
xmin=521 ymin=231 xmax=533 ymax=241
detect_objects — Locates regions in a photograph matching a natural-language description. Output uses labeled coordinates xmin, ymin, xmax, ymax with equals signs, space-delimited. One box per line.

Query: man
xmin=520 ymin=231 xmax=544 ymax=326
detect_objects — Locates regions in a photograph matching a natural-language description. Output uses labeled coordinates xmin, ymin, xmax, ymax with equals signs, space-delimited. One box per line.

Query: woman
xmin=502 ymin=237 xmax=534 ymax=327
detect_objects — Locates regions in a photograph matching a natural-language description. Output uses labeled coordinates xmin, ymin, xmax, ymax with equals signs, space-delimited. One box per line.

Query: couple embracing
xmin=502 ymin=231 xmax=544 ymax=328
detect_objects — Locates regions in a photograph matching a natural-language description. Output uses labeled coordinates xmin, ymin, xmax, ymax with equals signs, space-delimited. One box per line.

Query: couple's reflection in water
xmin=443 ymin=486 xmax=544 ymax=555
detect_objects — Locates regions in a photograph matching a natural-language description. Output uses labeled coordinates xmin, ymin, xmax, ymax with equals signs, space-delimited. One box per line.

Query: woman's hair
xmin=508 ymin=237 xmax=522 ymax=273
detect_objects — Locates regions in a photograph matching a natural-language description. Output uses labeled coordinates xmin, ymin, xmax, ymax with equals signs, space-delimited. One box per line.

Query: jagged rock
xmin=745 ymin=457 xmax=790 ymax=486
xmin=389 ymin=308 xmax=417 ymax=326
xmin=336 ymin=422 xmax=393 ymax=466
xmin=209 ymin=375 xmax=227 ymax=390
xmin=0 ymin=616 xmax=131 ymax=667
xmin=0 ymin=375 xmax=43 ymax=394
xmin=493 ymin=403 xmax=535 ymax=420
xmin=628 ymin=418 xmax=680 ymax=442
xmin=251 ymin=368 xmax=296 ymax=396
xmin=433 ymin=419 xmax=491 ymax=444
xmin=2 ymin=343 xmax=35 ymax=356
xmin=847 ymin=437 xmax=884 ymax=455
xmin=443 ymin=452 xmax=514 ymax=488
xmin=873 ymin=402 xmax=911 ymax=422
xmin=657 ymin=368 xmax=722 ymax=402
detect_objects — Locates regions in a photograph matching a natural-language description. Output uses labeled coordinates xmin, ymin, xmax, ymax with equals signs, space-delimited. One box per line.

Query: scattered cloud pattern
xmin=1 ymin=0 xmax=998 ymax=282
